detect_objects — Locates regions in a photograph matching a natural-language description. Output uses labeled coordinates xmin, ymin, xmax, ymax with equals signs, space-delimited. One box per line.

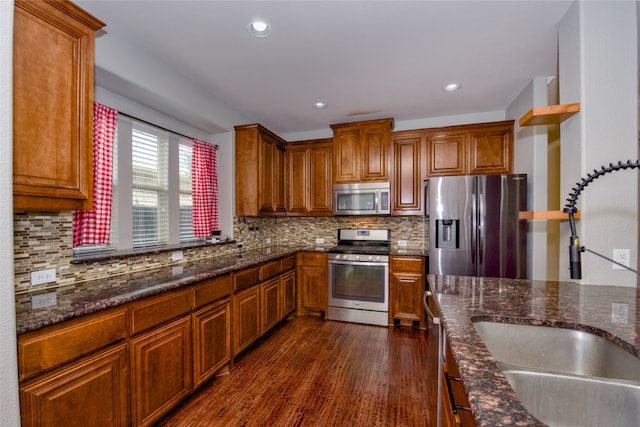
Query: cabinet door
xmin=467 ymin=123 xmax=513 ymax=175
xmin=309 ymin=142 xmax=333 ymax=215
xmin=261 ymin=277 xmax=281 ymax=334
xmin=259 ymin=134 xmax=276 ymax=213
xmin=192 ymin=299 xmax=231 ymax=389
xmin=361 ymin=124 xmax=389 ymax=181
xmin=296 ymin=252 xmax=328 ymax=314
xmin=391 ymin=131 xmax=427 ymax=215
xmin=234 ymin=286 xmax=261 ymax=355
xmin=389 ymin=256 xmax=425 ymax=328
xmin=286 ymin=146 xmax=309 ymax=214
xmin=20 ymin=344 xmax=129 ymax=427
xmin=13 ymin=0 xmax=104 ymax=210
xmin=131 ymin=317 xmax=193 ymax=427
xmin=275 ymin=144 xmax=287 ymax=213
xmin=332 ymin=128 xmax=361 ymax=183
xmin=428 ymin=132 xmax=467 ymax=177
xmin=281 ymin=270 xmax=296 ymax=317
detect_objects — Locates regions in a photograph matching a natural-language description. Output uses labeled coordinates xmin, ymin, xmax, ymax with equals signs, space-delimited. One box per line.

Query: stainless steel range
xmin=327 ymin=229 xmax=390 ymax=326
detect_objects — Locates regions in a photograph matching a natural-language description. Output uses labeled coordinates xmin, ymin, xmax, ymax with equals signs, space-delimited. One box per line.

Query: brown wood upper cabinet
xmin=427 ymin=121 xmax=514 ymax=177
xmin=235 ymin=124 xmax=287 ymax=217
xmin=286 ymin=139 xmax=333 ymax=216
xmin=13 ymin=0 xmax=105 ymax=211
xmin=331 ymin=118 xmax=394 ymax=184
xmin=391 ymin=131 xmax=428 ymax=215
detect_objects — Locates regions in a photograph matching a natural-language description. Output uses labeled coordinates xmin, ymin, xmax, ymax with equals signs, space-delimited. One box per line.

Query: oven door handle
xmin=423 ymin=290 xmax=440 ymax=324
xmin=328 ymin=259 xmax=389 ymax=267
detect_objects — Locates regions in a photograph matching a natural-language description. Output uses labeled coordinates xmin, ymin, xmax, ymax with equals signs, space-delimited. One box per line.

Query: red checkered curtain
xmin=192 ymin=139 xmax=219 ymax=237
xmin=73 ymin=102 xmax=117 ymax=246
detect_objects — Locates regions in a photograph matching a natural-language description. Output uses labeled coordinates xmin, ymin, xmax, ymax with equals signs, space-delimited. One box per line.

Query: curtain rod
xmin=118 ymin=111 xmax=219 ymax=150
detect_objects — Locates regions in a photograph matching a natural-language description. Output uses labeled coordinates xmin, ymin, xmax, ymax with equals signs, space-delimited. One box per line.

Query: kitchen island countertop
xmin=429 ymin=274 xmax=640 ymax=426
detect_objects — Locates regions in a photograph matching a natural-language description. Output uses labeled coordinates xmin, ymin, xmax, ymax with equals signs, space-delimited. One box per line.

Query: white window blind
xmin=179 ymin=142 xmax=196 ymax=242
xmin=132 ymin=127 xmax=169 ymax=247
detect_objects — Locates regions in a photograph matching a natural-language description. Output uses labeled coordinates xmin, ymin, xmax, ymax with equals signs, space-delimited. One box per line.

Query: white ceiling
xmin=77 ymin=1 xmax=580 ymax=135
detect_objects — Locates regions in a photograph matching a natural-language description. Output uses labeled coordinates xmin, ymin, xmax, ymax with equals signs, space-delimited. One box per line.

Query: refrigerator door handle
xmin=424 ymin=180 xmax=430 ymax=217
xmin=471 ymin=193 xmax=477 ymax=264
xmin=478 ymin=192 xmax=485 ymax=265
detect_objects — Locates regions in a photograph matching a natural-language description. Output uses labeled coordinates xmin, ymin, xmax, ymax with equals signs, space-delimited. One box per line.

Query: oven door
xmin=328 ymin=259 xmax=389 ymax=312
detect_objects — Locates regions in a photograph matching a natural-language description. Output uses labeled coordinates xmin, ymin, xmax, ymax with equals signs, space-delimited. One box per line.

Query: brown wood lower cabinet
xmin=441 ymin=340 xmax=477 ymax=427
xmin=234 ymin=285 xmax=261 ymax=356
xmin=130 ymin=316 xmax=193 ymax=427
xmin=192 ymin=298 xmax=231 ymax=389
xmin=19 ymin=343 xmax=129 ymax=427
xmin=296 ymin=252 xmax=328 ymax=315
xmin=281 ymin=270 xmax=296 ymax=317
xmin=261 ymin=276 xmax=281 ymax=334
xmin=389 ymin=256 xmax=425 ymax=328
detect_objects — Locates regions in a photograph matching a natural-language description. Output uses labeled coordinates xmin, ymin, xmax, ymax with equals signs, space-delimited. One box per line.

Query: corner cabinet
xmin=235 ymin=124 xmax=287 ymax=217
xmin=331 ymin=118 xmax=394 ymax=184
xmin=13 ymin=0 xmax=105 ymax=211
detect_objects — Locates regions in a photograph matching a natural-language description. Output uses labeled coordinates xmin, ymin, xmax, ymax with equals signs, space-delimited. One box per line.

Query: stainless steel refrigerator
xmin=427 ymin=174 xmax=527 ymax=278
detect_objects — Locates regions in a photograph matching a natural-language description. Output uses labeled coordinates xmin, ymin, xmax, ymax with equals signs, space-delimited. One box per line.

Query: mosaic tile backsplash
xmin=14 ymin=212 xmax=428 ymax=294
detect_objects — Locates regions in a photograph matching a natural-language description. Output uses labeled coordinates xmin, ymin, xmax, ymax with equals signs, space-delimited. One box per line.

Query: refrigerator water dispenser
xmin=436 ymin=219 xmax=459 ymax=249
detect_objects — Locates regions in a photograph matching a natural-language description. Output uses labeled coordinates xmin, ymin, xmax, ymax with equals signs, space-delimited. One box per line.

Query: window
xmin=108 ymin=117 xmax=202 ymax=250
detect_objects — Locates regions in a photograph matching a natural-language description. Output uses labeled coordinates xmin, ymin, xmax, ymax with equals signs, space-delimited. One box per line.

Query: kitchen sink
xmin=473 ymin=320 xmax=640 ymax=381
xmin=472 ymin=320 xmax=640 ymax=426
xmin=501 ymin=367 xmax=640 ymax=427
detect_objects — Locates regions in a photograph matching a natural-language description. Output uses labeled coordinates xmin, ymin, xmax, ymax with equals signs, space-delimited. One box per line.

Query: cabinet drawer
xmin=193 ymin=274 xmax=232 ymax=309
xmin=390 ymin=256 xmax=424 ymax=273
xmin=260 ymin=260 xmax=281 ymax=281
xmin=297 ymin=251 xmax=327 ymax=266
xmin=130 ymin=289 xmax=192 ymax=336
xmin=234 ymin=266 xmax=260 ymax=291
xmin=280 ymin=255 xmax=295 ymax=272
xmin=18 ymin=307 xmax=128 ymax=381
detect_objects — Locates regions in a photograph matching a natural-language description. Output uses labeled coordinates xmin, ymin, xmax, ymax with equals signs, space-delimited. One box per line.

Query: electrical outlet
xmin=31 ymin=268 xmax=56 ymax=286
xmin=316 ymin=238 xmax=325 ymax=245
xmin=398 ymin=240 xmax=408 ymax=247
xmin=612 ymin=249 xmax=631 ymax=270
xmin=237 ymin=242 xmax=244 ymax=249
xmin=612 ymin=302 xmax=629 ymax=323
xmin=172 ymin=265 xmax=183 ymax=276
xmin=172 ymin=251 xmax=184 ymax=262
xmin=32 ymin=291 xmax=57 ymax=309
xmin=266 ymin=237 xmax=272 ymax=244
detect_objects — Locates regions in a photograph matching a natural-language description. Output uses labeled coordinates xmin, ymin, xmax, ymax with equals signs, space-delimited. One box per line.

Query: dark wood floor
xmin=156 ymin=316 xmax=438 ymax=427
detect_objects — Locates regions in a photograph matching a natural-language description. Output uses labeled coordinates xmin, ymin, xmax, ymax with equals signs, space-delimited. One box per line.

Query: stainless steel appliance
xmin=428 ymin=174 xmax=527 ymax=278
xmin=328 ymin=229 xmax=390 ymax=326
xmin=332 ymin=182 xmax=390 ymax=215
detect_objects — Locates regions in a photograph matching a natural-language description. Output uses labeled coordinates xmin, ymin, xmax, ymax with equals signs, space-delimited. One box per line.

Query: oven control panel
xmin=328 ymin=253 xmax=389 ymax=262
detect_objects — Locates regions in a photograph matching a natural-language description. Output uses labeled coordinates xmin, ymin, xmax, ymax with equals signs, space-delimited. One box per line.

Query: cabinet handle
xmin=423 ymin=290 xmax=440 ymax=324
xmin=444 ymin=373 xmax=472 ymax=413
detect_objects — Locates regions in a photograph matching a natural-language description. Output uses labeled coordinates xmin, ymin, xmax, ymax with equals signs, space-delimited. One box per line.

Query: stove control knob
xmin=367 ymin=255 xmax=373 ymax=261
xmin=355 ymin=255 xmax=360 ymax=261
xmin=375 ymin=256 xmax=380 ymax=262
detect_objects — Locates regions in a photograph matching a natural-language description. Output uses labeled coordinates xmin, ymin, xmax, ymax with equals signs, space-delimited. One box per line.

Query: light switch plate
xmin=31 ymin=268 xmax=56 ymax=286
xmin=172 ymin=251 xmax=184 ymax=262
xmin=398 ymin=240 xmax=408 ymax=247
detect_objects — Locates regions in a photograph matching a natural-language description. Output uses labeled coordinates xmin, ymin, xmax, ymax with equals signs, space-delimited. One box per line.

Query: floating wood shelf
xmin=519 ymin=210 xmax=580 ymax=220
xmin=519 ymin=103 xmax=580 ymax=127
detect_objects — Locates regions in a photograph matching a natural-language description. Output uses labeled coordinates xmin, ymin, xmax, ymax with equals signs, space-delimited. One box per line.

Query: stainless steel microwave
xmin=332 ymin=182 xmax=390 ymax=215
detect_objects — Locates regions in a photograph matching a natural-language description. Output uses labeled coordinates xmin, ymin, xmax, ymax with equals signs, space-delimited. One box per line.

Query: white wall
xmin=559 ymin=0 xmax=638 ymax=286
xmin=507 ymin=77 xmax=550 ymax=280
xmin=1 ymin=0 xmax=21 ymax=424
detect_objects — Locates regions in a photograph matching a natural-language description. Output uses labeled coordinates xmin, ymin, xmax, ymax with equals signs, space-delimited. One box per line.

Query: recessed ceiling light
xmin=313 ymin=102 xmax=327 ymax=110
xmin=443 ymin=83 xmax=461 ymax=92
xmin=248 ymin=21 xmax=271 ymax=38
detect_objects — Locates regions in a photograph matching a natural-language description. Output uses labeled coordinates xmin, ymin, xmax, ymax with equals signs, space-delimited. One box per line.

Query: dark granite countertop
xmin=428 ymin=274 xmax=640 ymax=426
xmin=16 ymin=246 xmax=310 ymax=335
